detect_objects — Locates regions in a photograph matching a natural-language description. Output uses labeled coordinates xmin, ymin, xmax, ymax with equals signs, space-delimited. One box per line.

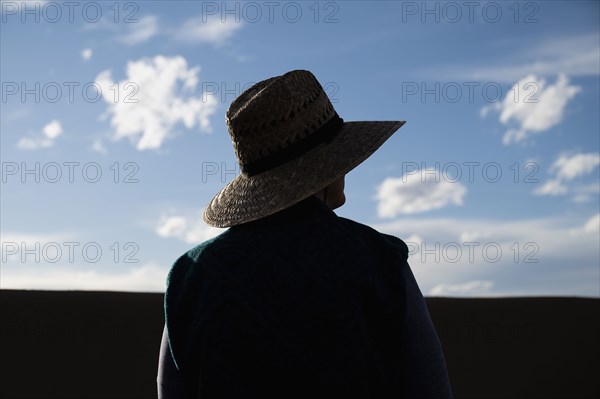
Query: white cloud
xmin=16 ymin=120 xmax=63 ymax=150
xmin=376 ymin=168 xmax=467 ymax=218
xmin=118 ymin=15 xmax=158 ymax=45
xmin=570 ymin=182 xmax=600 ymax=203
xmin=500 ymin=129 xmax=527 ymax=145
xmin=1 ymin=231 xmax=76 ymax=265
xmin=572 ymin=194 xmax=591 ymax=204
xmin=156 ymin=212 xmax=223 ymax=244
xmin=16 ymin=137 xmax=50 ymax=150
xmin=535 ymin=152 xmax=600 ymax=197
xmin=459 ymin=231 xmax=491 ymax=242
xmin=579 ymin=182 xmax=599 ymax=193
xmin=582 ymin=214 xmax=600 ymax=234
xmin=479 ymin=106 xmax=492 ymax=118
xmin=95 ymin=55 xmax=218 ymax=151
xmin=403 ymin=234 xmax=424 ymax=256
xmin=156 ymin=216 xmax=187 ymax=238
xmin=373 ymin=214 xmax=599 ymax=249
xmin=175 ymin=14 xmax=243 ymax=47
xmin=430 ymin=280 xmax=495 ymax=296
xmin=403 ymin=234 xmax=424 ymax=245
xmin=499 ymin=74 xmax=580 ymax=132
xmin=0 ymin=0 xmax=47 ymax=13
xmin=43 ymin=120 xmax=62 ymax=138
xmin=3 ymin=108 xmax=29 ymax=121
xmin=570 ymin=214 xmax=600 ymax=236
xmin=184 ymin=221 xmax=224 ymax=244
xmin=420 ymin=32 xmax=600 ymax=82
xmin=571 ymin=194 xmax=592 ymax=204
xmin=91 ymin=138 xmax=107 ymax=154
xmin=370 ymin=214 xmax=600 ymax=297
xmin=550 ymin=153 xmax=600 ymax=181
xmin=81 ymin=48 xmax=93 ymax=60
xmin=482 ymin=74 xmax=581 ymax=145
xmin=1 ymin=230 xmax=168 ymax=291
xmin=1 ymin=231 xmax=73 ymax=247
xmin=533 ymin=179 xmax=568 ymax=196
xmin=1 ymin=262 xmax=169 ymax=292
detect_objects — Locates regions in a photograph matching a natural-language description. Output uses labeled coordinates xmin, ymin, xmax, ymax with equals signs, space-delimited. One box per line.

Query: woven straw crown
xmin=226 ymin=70 xmax=338 ymax=174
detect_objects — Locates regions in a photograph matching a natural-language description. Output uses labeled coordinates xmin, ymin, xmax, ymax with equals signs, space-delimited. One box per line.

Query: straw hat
xmin=203 ymin=70 xmax=405 ymax=227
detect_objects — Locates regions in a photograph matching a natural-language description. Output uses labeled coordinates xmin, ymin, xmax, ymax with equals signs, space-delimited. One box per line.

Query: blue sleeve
xmin=157 ymin=324 xmax=188 ymax=399
xmin=379 ymin=232 xmax=454 ymax=398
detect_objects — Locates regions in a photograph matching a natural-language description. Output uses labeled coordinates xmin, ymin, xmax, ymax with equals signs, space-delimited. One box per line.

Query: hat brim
xmin=203 ymin=120 xmax=406 ymax=227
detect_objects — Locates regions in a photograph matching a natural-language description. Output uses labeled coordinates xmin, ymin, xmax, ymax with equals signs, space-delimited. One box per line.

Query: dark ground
xmin=0 ymin=289 xmax=598 ymax=399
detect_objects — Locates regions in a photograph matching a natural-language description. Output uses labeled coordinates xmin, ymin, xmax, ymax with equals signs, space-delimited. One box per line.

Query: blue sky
xmin=1 ymin=0 xmax=599 ymax=296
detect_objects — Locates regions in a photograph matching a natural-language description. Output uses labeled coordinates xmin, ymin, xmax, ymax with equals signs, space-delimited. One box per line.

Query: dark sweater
xmin=158 ymin=196 xmax=453 ymax=398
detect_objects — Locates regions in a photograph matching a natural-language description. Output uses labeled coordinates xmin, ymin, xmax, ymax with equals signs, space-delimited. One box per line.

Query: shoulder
xmin=165 ymin=230 xmax=229 ymax=289
xmin=164 ymin=231 xmax=229 ymax=336
xmin=336 ymin=216 xmax=409 ymax=261
xmin=378 ymin=232 xmax=410 ymax=260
